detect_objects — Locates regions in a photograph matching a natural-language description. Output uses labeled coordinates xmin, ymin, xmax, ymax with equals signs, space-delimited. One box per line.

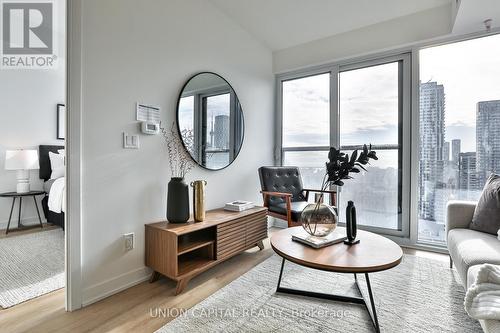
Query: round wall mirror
xmin=177 ymin=72 xmax=244 ymax=170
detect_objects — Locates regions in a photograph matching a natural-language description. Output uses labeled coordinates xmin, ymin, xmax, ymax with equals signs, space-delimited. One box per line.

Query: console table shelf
xmin=178 ymin=257 xmax=215 ymax=276
xmin=145 ymin=206 xmax=268 ymax=294
xmin=178 ymin=240 xmax=215 ymax=256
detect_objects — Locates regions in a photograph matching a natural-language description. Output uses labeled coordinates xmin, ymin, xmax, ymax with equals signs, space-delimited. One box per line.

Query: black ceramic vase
xmin=167 ymin=177 xmax=190 ymax=223
xmin=344 ymin=200 xmax=360 ymax=245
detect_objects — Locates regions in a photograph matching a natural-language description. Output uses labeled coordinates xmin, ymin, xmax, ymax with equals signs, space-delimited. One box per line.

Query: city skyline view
xmin=420 ymin=33 xmax=500 ymax=152
xmin=417 ymin=34 xmax=500 ymax=243
xmin=282 ymin=34 xmax=500 ymax=153
xmin=281 ymin=33 xmax=500 ymax=244
xmin=178 ymin=93 xmax=233 ymax=169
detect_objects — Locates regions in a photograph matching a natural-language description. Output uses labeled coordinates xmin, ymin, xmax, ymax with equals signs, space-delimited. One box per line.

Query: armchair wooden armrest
xmin=302 ymin=188 xmax=337 ymax=194
xmin=260 ymin=191 xmax=293 ymax=227
xmin=260 ymin=191 xmax=293 ymax=198
xmin=302 ymin=188 xmax=337 ymax=206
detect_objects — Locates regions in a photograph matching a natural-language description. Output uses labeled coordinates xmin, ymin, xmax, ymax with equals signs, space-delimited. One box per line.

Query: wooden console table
xmin=145 ymin=206 xmax=268 ymax=294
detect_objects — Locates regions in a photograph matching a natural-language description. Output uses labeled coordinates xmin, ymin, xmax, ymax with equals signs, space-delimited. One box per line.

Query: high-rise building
xmin=476 ymin=100 xmax=500 ymax=185
xmin=450 ymin=139 xmax=461 ymax=188
xmin=213 ymin=115 xmax=230 ymax=149
xmin=443 ymin=141 xmax=450 ymax=162
xmin=451 ymin=139 xmax=461 ymax=164
xmin=419 ymin=81 xmax=446 ymax=220
xmin=459 ymin=152 xmax=480 ymax=190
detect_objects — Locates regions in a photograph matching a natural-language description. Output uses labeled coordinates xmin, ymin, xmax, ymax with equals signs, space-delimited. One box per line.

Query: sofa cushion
xmin=470 ymin=174 xmax=500 ymax=235
xmin=448 ymin=228 xmax=500 ymax=287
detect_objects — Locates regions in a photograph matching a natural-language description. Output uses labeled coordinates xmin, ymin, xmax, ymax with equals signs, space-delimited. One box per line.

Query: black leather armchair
xmin=258 ymin=166 xmax=337 ymax=228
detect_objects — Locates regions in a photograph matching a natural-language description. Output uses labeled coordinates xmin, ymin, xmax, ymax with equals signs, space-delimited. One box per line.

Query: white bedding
xmin=48 ymin=177 xmax=66 ymax=213
xmin=465 ymin=264 xmax=500 ymax=321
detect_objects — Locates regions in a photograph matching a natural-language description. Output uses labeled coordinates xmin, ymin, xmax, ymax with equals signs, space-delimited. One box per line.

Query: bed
xmin=39 ymin=145 xmax=65 ymax=229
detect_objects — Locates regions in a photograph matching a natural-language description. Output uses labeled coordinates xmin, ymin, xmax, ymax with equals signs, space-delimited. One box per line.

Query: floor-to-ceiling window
xmin=338 ymin=60 xmax=406 ymax=231
xmin=278 ymin=33 xmax=500 ymax=247
xmin=279 ymin=55 xmax=410 ymax=236
xmin=417 ymin=33 xmax=500 ymax=244
xmin=281 ymin=73 xmax=330 ymax=191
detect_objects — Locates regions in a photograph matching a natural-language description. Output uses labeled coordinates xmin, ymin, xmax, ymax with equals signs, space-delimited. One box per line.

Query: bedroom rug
xmin=0 ymin=229 xmax=64 ymax=308
xmin=157 ymin=254 xmax=481 ymax=333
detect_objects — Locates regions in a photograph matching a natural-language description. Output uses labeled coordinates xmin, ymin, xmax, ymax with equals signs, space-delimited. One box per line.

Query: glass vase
xmin=300 ymin=202 xmax=337 ymax=237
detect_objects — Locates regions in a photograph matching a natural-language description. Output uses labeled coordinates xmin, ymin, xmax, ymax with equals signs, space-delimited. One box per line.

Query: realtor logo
xmin=1 ymin=0 xmax=56 ymax=69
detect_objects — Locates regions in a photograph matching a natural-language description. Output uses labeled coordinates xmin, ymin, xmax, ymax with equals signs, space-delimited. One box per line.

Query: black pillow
xmin=470 ymin=174 xmax=500 ymax=235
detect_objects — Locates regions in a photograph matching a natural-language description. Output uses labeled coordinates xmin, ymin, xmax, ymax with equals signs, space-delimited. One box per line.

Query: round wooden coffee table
xmin=270 ymin=226 xmax=403 ymax=333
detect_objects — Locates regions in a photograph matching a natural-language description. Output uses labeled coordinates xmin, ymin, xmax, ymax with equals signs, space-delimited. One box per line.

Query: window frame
xmin=276 ymin=53 xmax=411 ymax=239
xmin=180 ymin=86 xmax=243 ymax=169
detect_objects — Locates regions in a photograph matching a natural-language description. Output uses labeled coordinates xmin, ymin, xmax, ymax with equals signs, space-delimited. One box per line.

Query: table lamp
xmin=5 ymin=150 xmax=39 ymax=193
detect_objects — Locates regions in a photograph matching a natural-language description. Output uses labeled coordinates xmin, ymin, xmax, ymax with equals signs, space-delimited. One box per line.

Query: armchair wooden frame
xmin=261 ymin=189 xmax=337 ymax=228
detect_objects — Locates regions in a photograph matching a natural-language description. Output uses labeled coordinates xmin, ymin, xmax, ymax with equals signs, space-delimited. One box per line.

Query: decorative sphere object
xmin=300 ymin=203 xmax=337 ymax=237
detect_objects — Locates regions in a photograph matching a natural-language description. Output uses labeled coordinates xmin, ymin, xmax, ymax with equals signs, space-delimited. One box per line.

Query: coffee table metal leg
xmin=6 ymin=197 xmax=16 ymax=234
xmin=33 ymin=196 xmax=43 ymax=229
xmin=275 ymin=259 xmax=380 ymax=333
xmin=354 ymin=273 xmax=380 ymax=333
xmin=276 ymin=257 xmax=286 ymax=291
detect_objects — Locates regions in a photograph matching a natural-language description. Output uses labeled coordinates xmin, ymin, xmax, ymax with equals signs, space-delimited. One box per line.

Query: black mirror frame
xmin=176 ymin=71 xmax=245 ymax=171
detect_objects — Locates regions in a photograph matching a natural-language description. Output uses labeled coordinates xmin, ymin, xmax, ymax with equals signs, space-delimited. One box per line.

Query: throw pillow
xmin=49 ymin=151 xmax=65 ymax=179
xmin=470 ymin=174 xmax=500 ymax=235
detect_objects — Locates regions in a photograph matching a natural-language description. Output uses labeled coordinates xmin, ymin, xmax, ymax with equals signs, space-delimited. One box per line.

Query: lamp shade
xmin=5 ymin=150 xmax=39 ymax=170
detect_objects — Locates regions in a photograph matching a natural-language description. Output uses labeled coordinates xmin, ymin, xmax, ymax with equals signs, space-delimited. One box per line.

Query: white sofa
xmin=447 ymin=200 xmax=500 ymax=333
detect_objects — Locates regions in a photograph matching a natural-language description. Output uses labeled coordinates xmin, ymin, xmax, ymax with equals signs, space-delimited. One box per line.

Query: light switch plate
xmin=123 ymin=132 xmax=139 ymax=149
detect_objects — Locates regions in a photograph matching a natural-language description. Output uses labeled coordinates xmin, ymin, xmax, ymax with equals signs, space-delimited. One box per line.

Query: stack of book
xmin=292 ymin=229 xmax=347 ymax=249
xmin=224 ymin=200 xmax=254 ymax=212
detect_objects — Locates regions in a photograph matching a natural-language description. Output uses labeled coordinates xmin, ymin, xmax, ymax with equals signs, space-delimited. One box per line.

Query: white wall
xmin=273 ymin=4 xmax=453 ymax=73
xmin=79 ymin=0 xmax=274 ymax=304
xmin=0 ymin=2 xmax=66 ymax=229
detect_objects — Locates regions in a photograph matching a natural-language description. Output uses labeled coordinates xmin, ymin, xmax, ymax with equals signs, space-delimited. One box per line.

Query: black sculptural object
xmin=344 ymin=201 xmax=360 ymax=245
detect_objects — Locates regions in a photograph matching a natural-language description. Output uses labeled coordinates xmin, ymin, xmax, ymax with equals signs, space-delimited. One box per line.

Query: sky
xmin=178 ymin=95 xmax=194 ymax=131
xmin=282 ymin=33 xmax=500 ymax=154
xmin=420 ymin=33 xmax=500 ymax=152
xmin=178 ymin=93 xmax=230 ymax=133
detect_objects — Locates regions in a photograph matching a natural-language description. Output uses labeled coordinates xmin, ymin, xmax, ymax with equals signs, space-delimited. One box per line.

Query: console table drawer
xmin=217 ymin=219 xmax=246 ymax=258
xmin=246 ymin=215 xmax=268 ymax=246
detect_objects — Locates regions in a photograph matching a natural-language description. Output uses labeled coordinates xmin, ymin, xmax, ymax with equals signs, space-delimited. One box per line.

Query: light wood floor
xmin=0 ymin=228 xmax=448 ymax=333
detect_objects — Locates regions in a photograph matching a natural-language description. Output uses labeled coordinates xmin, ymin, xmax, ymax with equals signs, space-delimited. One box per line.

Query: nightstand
xmin=0 ymin=190 xmax=45 ymax=234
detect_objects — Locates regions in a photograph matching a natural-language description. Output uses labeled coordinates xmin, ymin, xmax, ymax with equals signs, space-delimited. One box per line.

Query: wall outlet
xmin=124 ymin=233 xmax=134 ymax=251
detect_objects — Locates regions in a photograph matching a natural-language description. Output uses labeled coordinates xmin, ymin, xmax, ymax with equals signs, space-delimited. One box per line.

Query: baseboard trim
xmin=82 ymin=266 xmax=152 ymax=307
xmin=0 ymin=216 xmax=47 ymax=230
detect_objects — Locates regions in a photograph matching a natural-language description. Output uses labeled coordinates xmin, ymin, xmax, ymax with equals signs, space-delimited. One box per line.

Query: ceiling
xmin=209 ymin=0 xmax=452 ymax=51
xmin=453 ymin=0 xmax=500 ymax=34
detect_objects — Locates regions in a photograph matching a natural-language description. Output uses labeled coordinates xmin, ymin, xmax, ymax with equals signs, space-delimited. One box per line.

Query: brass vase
xmin=190 ymin=180 xmax=207 ymax=222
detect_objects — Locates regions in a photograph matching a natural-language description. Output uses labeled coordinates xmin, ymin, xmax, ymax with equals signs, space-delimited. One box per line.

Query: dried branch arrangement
xmin=160 ymin=122 xmax=194 ymax=178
